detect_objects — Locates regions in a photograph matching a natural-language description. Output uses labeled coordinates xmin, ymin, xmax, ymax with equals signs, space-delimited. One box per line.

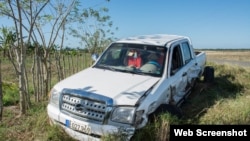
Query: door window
xmin=181 ymin=42 xmax=192 ymax=64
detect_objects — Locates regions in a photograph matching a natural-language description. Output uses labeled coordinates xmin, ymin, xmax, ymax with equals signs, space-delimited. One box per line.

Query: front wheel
xmin=148 ymin=104 xmax=182 ymax=122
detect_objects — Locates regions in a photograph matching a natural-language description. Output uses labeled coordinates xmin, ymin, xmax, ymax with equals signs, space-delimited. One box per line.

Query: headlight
xmin=111 ymin=107 xmax=136 ymax=124
xmin=49 ymin=88 xmax=60 ymax=106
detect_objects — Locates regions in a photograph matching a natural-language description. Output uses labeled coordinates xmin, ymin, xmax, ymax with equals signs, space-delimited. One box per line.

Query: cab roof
xmin=116 ymin=34 xmax=189 ymax=46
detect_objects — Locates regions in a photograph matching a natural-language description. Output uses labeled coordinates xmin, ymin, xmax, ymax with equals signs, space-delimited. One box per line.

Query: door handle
xmin=182 ymin=72 xmax=187 ymax=76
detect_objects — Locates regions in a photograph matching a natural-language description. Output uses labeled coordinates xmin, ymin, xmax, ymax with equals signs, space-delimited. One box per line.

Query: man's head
xmin=147 ymin=53 xmax=159 ymax=61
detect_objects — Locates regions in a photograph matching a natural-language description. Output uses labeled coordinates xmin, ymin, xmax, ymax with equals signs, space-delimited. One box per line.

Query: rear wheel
xmin=203 ymin=66 xmax=214 ymax=83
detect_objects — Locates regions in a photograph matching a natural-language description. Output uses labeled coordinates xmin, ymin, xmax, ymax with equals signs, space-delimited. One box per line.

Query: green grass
xmin=195 ymin=63 xmax=250 ymax=124
xmin=181 ymin=62 xmax=250 ymax=124
xmin=0 ymin=101 xmax=77 ymax=141
xmin=1 ymin=59 xmax=250 ymax=140
xmin=131 ymin=113 xmax=180 ymax=141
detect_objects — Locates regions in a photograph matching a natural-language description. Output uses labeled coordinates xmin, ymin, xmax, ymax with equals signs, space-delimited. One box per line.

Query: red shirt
xmin=127 ymin=56 xmax=142 ymax=68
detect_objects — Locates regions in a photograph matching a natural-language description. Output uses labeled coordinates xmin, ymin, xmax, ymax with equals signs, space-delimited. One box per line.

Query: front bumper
xmin=47 ymin=104 xmax=135 ymax=141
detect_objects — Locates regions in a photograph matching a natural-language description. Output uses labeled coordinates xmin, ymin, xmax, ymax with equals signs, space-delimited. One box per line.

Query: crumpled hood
xmin=54 ymin=67 xmax=160 ymax=105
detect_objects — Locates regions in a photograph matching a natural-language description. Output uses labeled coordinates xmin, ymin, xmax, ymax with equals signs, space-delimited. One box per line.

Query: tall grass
xmin=131 ymin=113 xmax=180 ymax=141
xmin=181 ymin=62 xmax=250 ymax=124
xmin=196 ymin=63 xmax=250 ymax=124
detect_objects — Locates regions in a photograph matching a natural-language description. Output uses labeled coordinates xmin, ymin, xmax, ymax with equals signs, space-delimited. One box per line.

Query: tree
xmin=0 ymin=0 xmax=34 ymax=116
xmin=0 ymin=60 xmax=2 ymax=121
xmin=0 ymin=0 xmax=76 ymax=109
xmin=0 ymin=0 xmax=117 ymax=115
xmin=30 ymin=0 xmax=77 ymax=97
xmin=69 ymin=7 xmax=118 ymax=55
xmin=0 ymin=27 xmax=16 ymax=57
xmin=0 ymin=27 xmax=19 ymax=119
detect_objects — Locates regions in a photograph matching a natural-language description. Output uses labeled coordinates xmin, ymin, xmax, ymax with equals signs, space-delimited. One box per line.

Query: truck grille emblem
xmin=75 ymin=103 xmax=84 ymax=111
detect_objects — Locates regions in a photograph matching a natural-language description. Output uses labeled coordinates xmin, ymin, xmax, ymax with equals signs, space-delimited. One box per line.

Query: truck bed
xmin=195 ymin=51 xmax=206 ymax=77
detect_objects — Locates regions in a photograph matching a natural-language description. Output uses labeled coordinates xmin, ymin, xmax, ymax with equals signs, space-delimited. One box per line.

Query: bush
xmin=2 ymin=82 xmax=19 ymax=106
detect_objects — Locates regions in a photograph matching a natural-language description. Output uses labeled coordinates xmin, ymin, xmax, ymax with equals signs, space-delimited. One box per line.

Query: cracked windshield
xmin=94 ymin=43 xmax=166 ymax=77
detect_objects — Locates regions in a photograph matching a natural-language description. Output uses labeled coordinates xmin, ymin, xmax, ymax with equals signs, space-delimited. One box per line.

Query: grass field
xmin=1 ymin=50 xmax=250 ymax=141
xmin=205 ymin=50 xmax=250 ymax=62
xmin=205 ymin=50 xmax=250 ymax=68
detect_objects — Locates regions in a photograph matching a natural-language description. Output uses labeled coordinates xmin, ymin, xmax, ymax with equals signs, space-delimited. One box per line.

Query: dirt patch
xmin=1 ymin=105 xmax=20 ymax=126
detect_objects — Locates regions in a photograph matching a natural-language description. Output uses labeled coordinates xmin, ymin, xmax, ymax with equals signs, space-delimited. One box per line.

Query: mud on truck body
xmin=47 ymin=34 xmax=213 ymax=141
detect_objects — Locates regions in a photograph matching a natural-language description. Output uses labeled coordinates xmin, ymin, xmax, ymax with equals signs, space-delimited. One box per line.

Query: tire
xmin=203 ymin=66 xmax=214 ymax=83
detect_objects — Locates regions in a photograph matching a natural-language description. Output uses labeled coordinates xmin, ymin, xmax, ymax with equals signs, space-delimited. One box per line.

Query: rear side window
xmin=181 ymin=42 xmax=192 ymax=64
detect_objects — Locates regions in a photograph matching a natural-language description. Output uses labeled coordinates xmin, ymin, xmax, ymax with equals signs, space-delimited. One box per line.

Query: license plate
xmin=66 ymin=120 xmax=91 ymax=134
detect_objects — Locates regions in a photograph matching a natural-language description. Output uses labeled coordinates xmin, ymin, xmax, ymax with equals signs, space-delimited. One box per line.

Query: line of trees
xmin=0 ymin=0 xmax=117 ymax=118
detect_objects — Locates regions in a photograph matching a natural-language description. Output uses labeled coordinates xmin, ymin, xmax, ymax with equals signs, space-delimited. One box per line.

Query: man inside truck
xmin=126 ymin=49 xmax=142 ymax=68
xmin=140 ymin=52 xmax=163 ymax=74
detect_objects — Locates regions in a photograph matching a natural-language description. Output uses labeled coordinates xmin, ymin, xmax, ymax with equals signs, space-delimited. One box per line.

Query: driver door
xmin=169 ymin=44 xmax=188 ymax=107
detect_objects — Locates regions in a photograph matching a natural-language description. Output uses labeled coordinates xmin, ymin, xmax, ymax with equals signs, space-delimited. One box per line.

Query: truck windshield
xmin=94 ymin=43 xmax=166 ymax=77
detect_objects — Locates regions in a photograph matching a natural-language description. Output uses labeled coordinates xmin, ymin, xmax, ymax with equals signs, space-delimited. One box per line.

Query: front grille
xmin=60 ymin=89 xmax=113 ymax=123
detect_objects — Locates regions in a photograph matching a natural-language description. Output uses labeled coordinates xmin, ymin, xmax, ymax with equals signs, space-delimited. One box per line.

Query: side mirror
xmin=91 ymin=53 xmax=99 ymax=62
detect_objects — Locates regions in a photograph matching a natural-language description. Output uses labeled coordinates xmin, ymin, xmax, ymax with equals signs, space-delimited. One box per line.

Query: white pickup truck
xmin=47 ymin=34 xmax=212 ymax=141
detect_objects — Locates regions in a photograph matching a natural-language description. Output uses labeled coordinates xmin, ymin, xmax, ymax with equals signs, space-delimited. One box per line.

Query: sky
xmin=1 ymin=0 xmax=250 ymax=49
xmin=97 ymin=0 xmax=250 ymax=49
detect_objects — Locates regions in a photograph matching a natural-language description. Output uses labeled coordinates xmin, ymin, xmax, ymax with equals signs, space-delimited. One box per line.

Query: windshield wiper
xmin=95 ymin=64 xmax=116 ymax=71
xmin=118 ymin=68 xmax=146 ymax=75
